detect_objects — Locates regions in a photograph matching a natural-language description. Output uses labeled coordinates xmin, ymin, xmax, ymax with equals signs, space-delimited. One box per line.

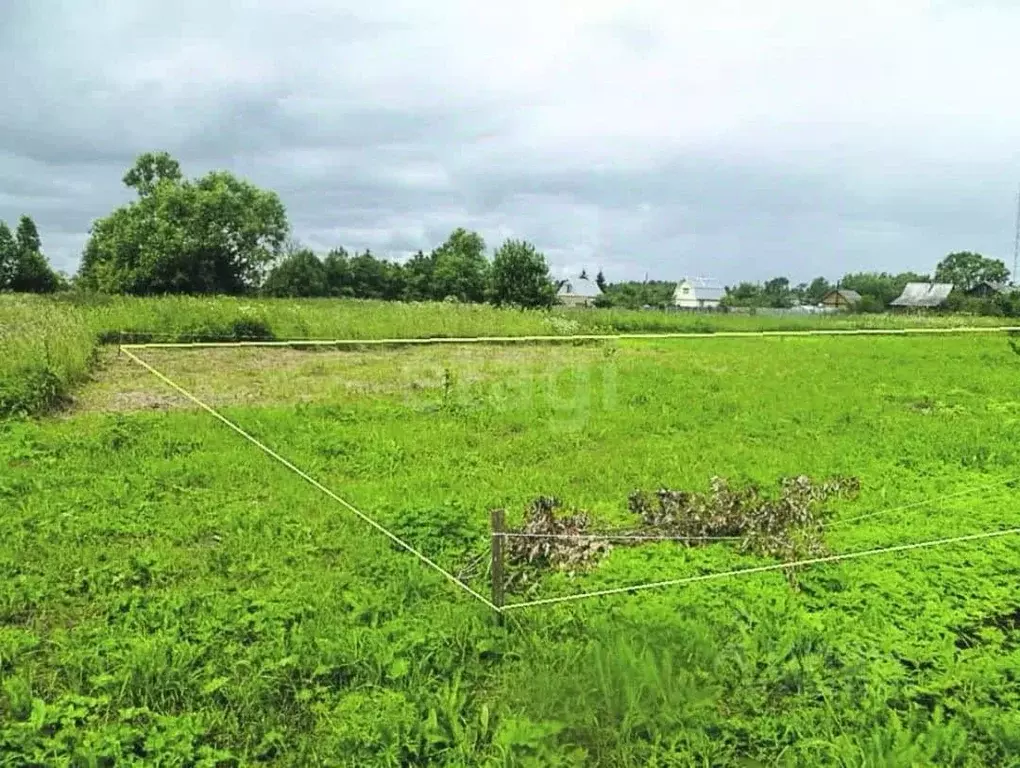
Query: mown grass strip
xmin=120 ymin=324 xmax=1020 ymax=350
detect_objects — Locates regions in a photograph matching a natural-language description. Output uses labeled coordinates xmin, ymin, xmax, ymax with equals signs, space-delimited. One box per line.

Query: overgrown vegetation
xmin=3 ymin=330 xmax=1020 ymax=764
xmin=0 ymin=297 xmax=94 ymax=417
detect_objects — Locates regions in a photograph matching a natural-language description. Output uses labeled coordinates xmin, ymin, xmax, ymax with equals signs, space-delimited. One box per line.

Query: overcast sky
xmin=2 ymin=0 xmax=1020 ymax=284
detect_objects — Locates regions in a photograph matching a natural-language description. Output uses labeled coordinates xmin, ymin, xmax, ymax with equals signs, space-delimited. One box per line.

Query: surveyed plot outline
xmin=120 ymin=325 xmax=1020 ymax=614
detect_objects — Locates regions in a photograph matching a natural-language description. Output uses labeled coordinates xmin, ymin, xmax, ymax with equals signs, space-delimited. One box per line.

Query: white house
xmin=673 ymin=278 xmax=725 ymax=310
xmin=557 ymin=276 xmax=602 ymax=307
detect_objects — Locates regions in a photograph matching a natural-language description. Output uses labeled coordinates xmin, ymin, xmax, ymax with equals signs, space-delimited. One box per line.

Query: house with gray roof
xmin=966 ymin=281 xmax=1013 ymax=298
xmin=673 ymin=277 xmax=725 ymax=310
xmin=889 ymin=282 xmax=954 ymax=308
xmin=557 ymin=275 xmax=602 ymax=307
xmin=820 ymin=289 xmax=862 ymax=309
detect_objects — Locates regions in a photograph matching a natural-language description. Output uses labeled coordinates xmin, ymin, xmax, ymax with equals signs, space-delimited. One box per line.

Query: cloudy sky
xmin=2 ymin=0 xmax=1020 ymax=284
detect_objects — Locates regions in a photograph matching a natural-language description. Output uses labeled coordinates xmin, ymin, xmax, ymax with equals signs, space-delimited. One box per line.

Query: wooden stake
xmin=490 ymin=508 xmax=505 ymax=624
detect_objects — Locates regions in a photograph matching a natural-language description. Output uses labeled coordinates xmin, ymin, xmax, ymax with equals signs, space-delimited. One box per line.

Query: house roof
xmin=823 ymin=289 xmax=862 ymax=303
xmin=675 ymin=278 xmax=725 ymax=301
xmin=558 ymin=276 xmax=602 ymax=298
xmin=889 ymin=282 xmax=954 ymax=307
xmin=967 ymin=281 xmax=1010 ymax=293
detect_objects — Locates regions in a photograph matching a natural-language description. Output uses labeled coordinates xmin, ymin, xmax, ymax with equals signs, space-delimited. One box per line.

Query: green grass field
xmin=4 ymin=292 xmax=1018 ymax=418
xmin=4 ymin=311 xmax=1020 ymax=765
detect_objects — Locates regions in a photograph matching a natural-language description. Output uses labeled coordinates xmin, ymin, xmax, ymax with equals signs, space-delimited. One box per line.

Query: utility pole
xmin=1013 ymin=186 xmax=1020 ymax=286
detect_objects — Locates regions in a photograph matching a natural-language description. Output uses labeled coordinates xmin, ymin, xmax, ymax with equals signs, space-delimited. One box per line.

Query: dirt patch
xmin=70 ymin=343 xmax=620 ymax=414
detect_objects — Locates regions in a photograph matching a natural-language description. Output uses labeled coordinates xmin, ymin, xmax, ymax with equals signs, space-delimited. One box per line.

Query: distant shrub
xmin=855 ymin=295 xmax=886 ymax=313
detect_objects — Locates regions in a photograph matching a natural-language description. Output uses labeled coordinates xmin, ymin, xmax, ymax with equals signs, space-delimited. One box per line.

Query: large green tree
xmin=323 ymin=247 xmax=354 ymax=297
xmin=598 ymin=280 xmax=674 ymax=309
xmin=488 ymin=239 xmax=556 ymax=308
xmin=429 ymin=228 xmax=489 ymax=302
xmin=78 ymin=153 xmax=288 ymax=294
xmin=722 ymin=282 xmax=764 ymax=307
xmin=934 ymin=251 xmax=1009 ymax=292
xmin=762 ymin=276 xmax=794 ymax=308
xmin=403 ymin=249 xmax=436 ymax=301
xmin=805 ymin=276 xmax=833 ymax=304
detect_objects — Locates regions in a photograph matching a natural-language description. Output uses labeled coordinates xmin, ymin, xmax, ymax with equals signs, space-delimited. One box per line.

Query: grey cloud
xmin=3 ymin=0 xmax=1020 ymax=282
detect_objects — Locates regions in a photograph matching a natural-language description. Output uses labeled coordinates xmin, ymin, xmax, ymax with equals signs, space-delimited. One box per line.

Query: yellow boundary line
xmin=120 ymin=324 xmax=1020 ymax=349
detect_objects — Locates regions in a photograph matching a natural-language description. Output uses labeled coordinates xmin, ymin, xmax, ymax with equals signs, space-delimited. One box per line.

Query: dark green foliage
xmin=722 ymin=277 xmax=808 ymax=309
xmin=263 ymin=249 xmax=329 ymax=298
xmin=429 ymin=229 xmax=489 ymax=303
xmin=856 ymin=294 xmax=887 ymax=313
xmin=347 ymin=250 xmax=406 ymax=300
xmin=99 ymin=316 xmax=276 ymax=344
xmin=0 ymin=365 xmax=64 ymax=418
xmin=597 ymin=280 xmax=674 ymax=309
xmin=402 ymin=249 xmax=436 ymax=301
xmin=15 ymin=214 xmax=41 ymax=255
xmin=488 ymin=239 xmax=557 ymax=308
xmin=935 ymin=251 xmax=1009 ymax=292
xmin=78 ymin=153 xmax=289 ymax=294
xmin=1 ymin=216 xmax=63 ymax=294
xmin=840 ymin=271 xmax=930 ymax=307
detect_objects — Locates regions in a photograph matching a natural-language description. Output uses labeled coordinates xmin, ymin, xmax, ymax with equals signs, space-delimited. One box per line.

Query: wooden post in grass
xmin=490 ymin=508 xmax=506 ymax=624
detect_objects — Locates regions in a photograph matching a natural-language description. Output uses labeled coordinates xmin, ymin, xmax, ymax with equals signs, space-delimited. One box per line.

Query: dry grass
xmin=71 ymin=342 xmax=616 ymax=413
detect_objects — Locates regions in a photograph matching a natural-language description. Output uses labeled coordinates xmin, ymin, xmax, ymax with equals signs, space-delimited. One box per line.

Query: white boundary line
xmin=502 ymin=527 xmax=1020 ymax=610
xmin=120 ymin=347 xmax=501 ymax=612
xmin=118 ymin=327 xmax=1020 ymax=613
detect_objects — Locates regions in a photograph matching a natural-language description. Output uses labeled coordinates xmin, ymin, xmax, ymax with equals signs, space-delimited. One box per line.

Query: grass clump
xmin=0 ymin=295 xmax=95 ymax=417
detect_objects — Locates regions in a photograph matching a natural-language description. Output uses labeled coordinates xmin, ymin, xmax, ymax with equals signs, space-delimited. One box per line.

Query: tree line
xmin=2 ymin=151 xmax=1016 ymax=315
xmin=72 ymin=153 xmax=555 ymax=307
xmin=260 ymin=234 xmax=557 ymax=307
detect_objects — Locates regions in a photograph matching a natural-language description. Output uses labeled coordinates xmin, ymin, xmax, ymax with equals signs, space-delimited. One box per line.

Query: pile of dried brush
xmin=496 ymin=475 xmax=859 ymax=589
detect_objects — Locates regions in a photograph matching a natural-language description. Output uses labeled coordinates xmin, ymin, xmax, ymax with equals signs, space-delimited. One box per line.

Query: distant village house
xmin=965 ymin=281 xmax=1012 ymax=298
xmin=819 ymin=289 xmax=861 ymax=310
xmin=557 ymin=275 xmax=602 ymax=307
xmin=889 ymin=282 xmax=954 ymax=309
xmin=673 ymin=278 xmax=724 ymax=310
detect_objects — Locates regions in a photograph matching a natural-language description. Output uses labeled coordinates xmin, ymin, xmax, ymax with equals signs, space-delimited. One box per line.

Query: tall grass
xmin=0 ymin=296 xmax=95 ymax=417
xmin=2 ymin=291 xmax=1017 ymax=417
xmin=69 ymin=294 xmax=1019 ymax=341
